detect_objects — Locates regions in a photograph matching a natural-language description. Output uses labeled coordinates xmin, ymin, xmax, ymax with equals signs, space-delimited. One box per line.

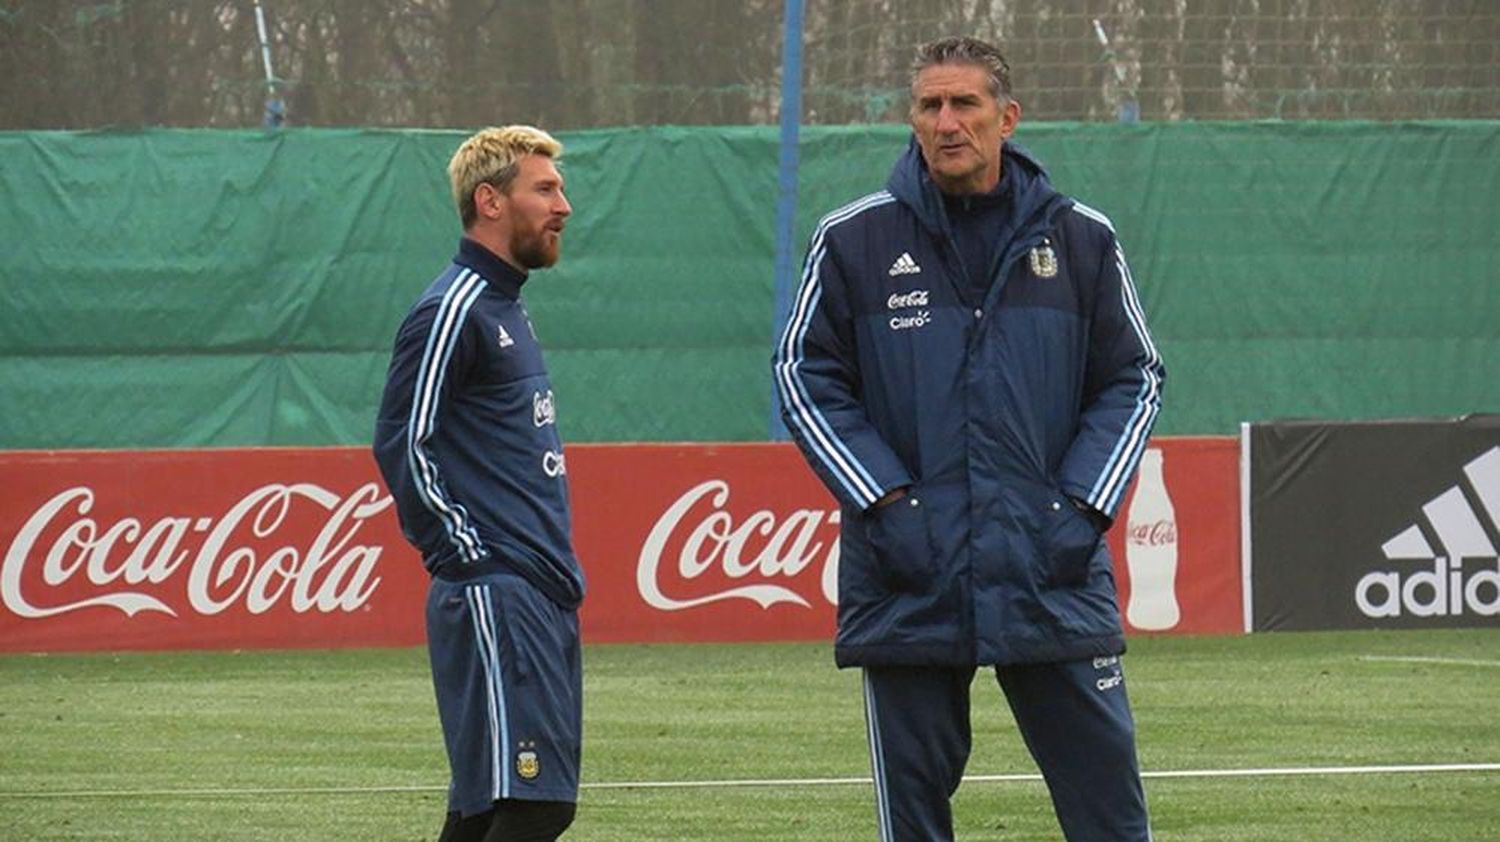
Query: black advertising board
xmin=1247 ymin=415 xmax=1500 ymax=631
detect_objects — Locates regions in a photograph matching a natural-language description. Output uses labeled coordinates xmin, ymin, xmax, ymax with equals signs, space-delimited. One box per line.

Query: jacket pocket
xmin=862 ymin=493 xmax=937 ymax=592
xmin=1042 ymin=494 xmax=1102 ymax=588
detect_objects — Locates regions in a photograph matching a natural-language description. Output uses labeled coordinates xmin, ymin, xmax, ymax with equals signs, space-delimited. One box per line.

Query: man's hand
xmin=872 ymin=486 xmax=910 ymax=509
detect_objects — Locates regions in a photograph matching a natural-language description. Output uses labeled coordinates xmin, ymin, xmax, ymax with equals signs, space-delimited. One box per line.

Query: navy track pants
xmin=862 ymin=657 xmax=1152 ymax=841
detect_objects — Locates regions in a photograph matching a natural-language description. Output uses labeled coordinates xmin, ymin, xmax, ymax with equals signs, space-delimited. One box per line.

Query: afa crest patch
xmin=516 ymin=750 xmax=540 ymax=780
xmin=1029 ymin=243 xmax=1058 ymax=278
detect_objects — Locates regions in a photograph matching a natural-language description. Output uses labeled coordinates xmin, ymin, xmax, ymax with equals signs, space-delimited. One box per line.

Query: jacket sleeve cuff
xmin=1059 ymin=476 xmax=1115 ymax=520
xmin=1066 ymin=494 xmax=1113 ymax=533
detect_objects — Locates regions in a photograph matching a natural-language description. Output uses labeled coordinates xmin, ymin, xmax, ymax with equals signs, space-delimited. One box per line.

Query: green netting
xmin=1 ymin=122 xmax=1496 ymax=448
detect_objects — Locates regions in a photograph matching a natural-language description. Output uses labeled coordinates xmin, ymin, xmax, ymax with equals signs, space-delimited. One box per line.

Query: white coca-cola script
xmin=636 ymin=480 xmax=840 ymax=611
xmin=2 ymin=483 xmax=391 ymax=619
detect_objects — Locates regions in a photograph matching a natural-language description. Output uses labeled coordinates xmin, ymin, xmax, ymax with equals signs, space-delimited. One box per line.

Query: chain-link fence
xmin=1 ymin=0 xmax=1496 ymax=129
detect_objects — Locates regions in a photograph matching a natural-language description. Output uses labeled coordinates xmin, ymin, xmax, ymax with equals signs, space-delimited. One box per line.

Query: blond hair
xmin=448 ymin=125 xmax=564 ymax=228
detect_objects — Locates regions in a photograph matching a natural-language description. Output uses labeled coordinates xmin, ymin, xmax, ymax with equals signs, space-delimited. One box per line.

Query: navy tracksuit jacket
xmin=774 ymin=140 xmax=1165 ymax=668
xmin=372 ymin=238 xmax=585 ymax=608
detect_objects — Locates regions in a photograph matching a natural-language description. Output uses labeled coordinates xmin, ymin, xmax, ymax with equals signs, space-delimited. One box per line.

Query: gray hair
xmin=909 ymin=36 xmax=1012 ymax=102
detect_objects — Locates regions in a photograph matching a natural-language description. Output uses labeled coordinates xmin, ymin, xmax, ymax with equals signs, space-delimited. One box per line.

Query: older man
xmin=774 ymin=36 xmax=1165 ymax=841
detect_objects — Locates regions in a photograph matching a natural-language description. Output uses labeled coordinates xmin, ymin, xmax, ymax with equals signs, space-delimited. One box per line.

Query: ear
xmin=999 ymin=98 xmax=1021 ymax=140
xmin=473 ymin=181 xmax=506 ymax=222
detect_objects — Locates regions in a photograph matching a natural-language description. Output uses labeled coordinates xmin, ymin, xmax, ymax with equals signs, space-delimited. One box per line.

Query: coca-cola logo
xmin=637 ymin=480 xmax=840 ymax=611
xmin=2 ymin=483 xmax=391 ymax=619
xmin=1127 ymin=519 xmax=1178 ymax=547
xmin=886 ymin=289 xmax=929 ymax=309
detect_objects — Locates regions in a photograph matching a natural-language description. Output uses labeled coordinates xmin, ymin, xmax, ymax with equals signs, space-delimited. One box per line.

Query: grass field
xmin=2 ymin=628 xmax=1498 ymax=841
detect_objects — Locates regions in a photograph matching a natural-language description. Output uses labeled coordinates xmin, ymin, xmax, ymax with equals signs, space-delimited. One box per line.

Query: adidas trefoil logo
xmin=1358 ymin=446 xmax=1500 ymax=619
xmin=497 ymin=324 xmax=515 ymax=349
xmin=888 ymin=252 xmax=921 ymax=277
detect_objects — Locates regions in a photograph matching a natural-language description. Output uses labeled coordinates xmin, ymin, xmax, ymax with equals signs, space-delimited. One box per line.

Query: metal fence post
xmin=768 ymin=0 xmax=805 ymax=440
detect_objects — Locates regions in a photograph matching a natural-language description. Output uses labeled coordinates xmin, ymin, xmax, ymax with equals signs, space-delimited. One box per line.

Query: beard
xmin=512 ymin=227 xmax=561 ymax=270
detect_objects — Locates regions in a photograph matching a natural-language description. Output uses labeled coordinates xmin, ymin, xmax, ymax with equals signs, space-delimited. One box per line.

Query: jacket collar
xmin=887 ymin=137 xmax=1065 ymax=238
xmin=455 ymin=237 xmax=527 ymax=299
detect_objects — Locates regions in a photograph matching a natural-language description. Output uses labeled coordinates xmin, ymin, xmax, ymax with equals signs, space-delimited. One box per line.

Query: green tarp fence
xmin=1 ymin=122 xmax=1496 ymax=449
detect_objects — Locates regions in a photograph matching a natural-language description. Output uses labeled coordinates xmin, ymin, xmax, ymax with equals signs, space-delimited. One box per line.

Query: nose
xmin=935 ymin=103 xmax=962 ymax=134
xmin=556 ymin=190 xmax=572 ymax=217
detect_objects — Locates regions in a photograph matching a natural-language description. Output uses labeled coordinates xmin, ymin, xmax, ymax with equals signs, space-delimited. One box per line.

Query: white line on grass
xmin=1358 ymin=655 xmax=1500 ymax=668
xmin=2 ymin=763 xmax=1497 ymax=799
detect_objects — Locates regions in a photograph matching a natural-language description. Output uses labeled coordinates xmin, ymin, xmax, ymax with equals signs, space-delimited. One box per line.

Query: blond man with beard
xmin=374 ymin=126 xmax=583 ymax=842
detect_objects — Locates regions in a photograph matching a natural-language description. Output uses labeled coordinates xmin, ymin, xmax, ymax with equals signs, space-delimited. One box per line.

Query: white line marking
xmin=1137 ymin=763 xmax=1500 ymax=779
xmin=1359 ymin=655 xmax=1500 ymax=668
xmin=1239 ymin=422 xmax=1254 ymax=634
xmin=0 ymin=785 xmax=447 ymax=799
xmin=2 ymin=763 xmax=1497 ymax=799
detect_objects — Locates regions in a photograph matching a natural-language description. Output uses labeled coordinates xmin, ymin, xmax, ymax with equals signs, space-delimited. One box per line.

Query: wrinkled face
xmin=910 ymin=62 xmax=1020 ymax=195
xmin=501 ymin=154 xmax=571 ymax=269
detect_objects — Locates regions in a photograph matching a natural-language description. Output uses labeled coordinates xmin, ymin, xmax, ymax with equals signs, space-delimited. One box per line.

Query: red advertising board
xmin=0 ymin=439 xmax=1240 ymax=652
xmin=0 ymin=448 xmax=428 ymax=653
xmin=571 ymin=444 xmax=841 ymax=644
xmin=1107 ymin=437 xmax=1242 ymax=636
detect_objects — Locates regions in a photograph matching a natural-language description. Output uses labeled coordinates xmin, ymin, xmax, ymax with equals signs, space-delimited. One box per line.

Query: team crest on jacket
xmin=517 ymin=749 xmax=540 ymax=780
xmin=1029 ymin=243 xmax=1058 ymax=278
xmin=497 ymin=324 xmax=515 ymax=348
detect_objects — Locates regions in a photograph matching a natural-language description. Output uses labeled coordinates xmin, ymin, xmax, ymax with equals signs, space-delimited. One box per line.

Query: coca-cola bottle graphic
xmin=1125 ymin=448 xmax=1180 ymax=630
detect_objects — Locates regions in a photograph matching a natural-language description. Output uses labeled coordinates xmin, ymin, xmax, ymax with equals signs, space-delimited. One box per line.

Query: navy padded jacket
xmin=774 ymin=141 xmax=1165 ymax=667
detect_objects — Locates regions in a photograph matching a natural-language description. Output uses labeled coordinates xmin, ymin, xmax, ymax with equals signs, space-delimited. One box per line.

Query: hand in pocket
xmin=1044 ymin=496 xmax=1102 ymax=587
xmin=864 ymin=494 xmax=935 ymax=592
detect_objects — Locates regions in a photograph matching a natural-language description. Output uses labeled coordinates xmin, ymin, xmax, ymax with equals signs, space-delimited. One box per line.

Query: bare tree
xmin=0 ymin=0 xmax=1492 ymax=129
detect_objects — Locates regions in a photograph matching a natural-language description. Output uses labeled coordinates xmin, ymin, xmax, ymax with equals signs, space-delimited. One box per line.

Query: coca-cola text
xmin=3 ymin=483 xmax=389 ymax=619
xmin=1127 ymin=520 xmax=1178 ymax=547
xmin=636 ymin=479 xmax=840 ymax=611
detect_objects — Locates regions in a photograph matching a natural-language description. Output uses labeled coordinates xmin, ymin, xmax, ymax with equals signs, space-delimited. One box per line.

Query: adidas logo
xmin=497 ymin=324 xmax=515 ymax=349
xmin=1357 ymin=446 xmax=1500 ymax=618
xmin=888 ymin=252 xmax=921 ymax=277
